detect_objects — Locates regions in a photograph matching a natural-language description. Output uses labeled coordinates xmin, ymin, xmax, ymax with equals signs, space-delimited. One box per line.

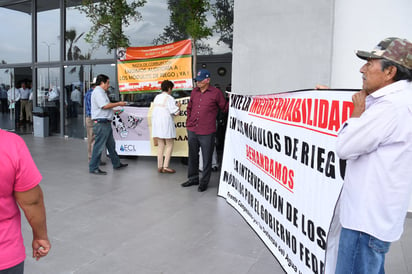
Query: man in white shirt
xmin=335 ymin=37 xmax=412 ymax=273
xmin=89 ymin=74 xmax=128 ymax=175
xmin=19 ymin=82 xmax=32 ymax=123
xmin=7 ymin=86 xmax=21 ymax=126
xmin=70 ymin=86 xmax=82 ymax=118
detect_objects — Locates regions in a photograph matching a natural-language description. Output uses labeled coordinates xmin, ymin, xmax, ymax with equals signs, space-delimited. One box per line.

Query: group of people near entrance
xmin=2 ymin=37 xmax=412 ymax=274
xmin=4 ymin=80 xmax=34 ymax=125
xmin=86 ymin=68 xmax=228 ymax=195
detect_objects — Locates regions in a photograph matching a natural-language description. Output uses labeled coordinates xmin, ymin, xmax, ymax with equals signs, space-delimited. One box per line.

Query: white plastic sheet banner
xmin=218 ymin=89 xmax=355 ymax=274
xmin=112 ymin=96 xmax=189 ymax=156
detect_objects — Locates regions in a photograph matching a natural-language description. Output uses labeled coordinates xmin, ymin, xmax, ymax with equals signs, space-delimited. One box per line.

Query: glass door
xmin=64 ymin=64 xmax=117 ymax=139
xmin=37 ymin=67 xmax=61 ymax=135
xmin=64 ymin=65 xmax=89 ymax=139
xmin=0 ymin=68 xmax=14 ymax=131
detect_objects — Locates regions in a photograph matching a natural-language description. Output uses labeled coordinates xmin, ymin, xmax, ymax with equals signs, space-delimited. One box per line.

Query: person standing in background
xmin=19 ymin=81 xmax=31 ymax=124
xmin=28 ymin=81 xmax=33 ymax=123
xmin=0 ymin=85 xmax=8 ymax=113
xmin=85 ymin=82 xmax=96 ymax=162
xmin=7 ymin=84 xmax=21 ymax=126
xmin=84 ymin=81 xmax=106 ymax=165
xmin=70 ymin=86 xmax=82 ymax=118
xmin=151 ymin=80 xmax=181 ymax=173
xmin=0 ymin=129 xmax=51 ymax=273
xmin=47 ymin=86 xmax=60 ymax=133
xmin=181 ymin=69 xmax=228 ymax=192
xmin=89 ymin=74 xmax=128 ymax=175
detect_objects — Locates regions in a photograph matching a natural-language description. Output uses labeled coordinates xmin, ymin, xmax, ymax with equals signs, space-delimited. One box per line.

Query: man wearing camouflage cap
xmin=335 ymin=37 xmax=412 ymax=273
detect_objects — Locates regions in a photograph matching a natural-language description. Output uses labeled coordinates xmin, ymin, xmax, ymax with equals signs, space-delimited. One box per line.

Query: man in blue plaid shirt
xmin=84 ymin=82 xmax=106 ymax=165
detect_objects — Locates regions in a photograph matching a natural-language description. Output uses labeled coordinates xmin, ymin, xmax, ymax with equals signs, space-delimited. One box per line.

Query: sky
xmin=0 ymin=1 xmax=231 ymax=64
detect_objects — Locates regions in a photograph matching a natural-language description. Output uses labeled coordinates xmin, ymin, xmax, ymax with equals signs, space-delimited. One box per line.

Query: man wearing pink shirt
xmin=0 ymin=129 xmax=51 ymax=273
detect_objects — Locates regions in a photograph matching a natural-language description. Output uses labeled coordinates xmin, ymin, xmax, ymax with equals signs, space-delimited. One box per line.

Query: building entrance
xmin=0 ymin=67 xmax=33 ymax=135
xmin=64 ymin=64 xmax=117 ymax=139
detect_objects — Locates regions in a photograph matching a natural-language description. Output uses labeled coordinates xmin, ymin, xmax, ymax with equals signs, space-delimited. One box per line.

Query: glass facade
xmin=37 ymin=7 xmax=60 ymax=62
xmin=65 ymin=1 xmax=113 ymax=60
xmin=63 ymin=64 xmax=116 ymax=138
xmin=0 ymin=0 xmax=232 ymax=138
xmin=0 ymin=0 xmax=117 ymax=137
xmin=0 ymin=68 xmax=14 ymax=131
xmin=0 ymin=4 xmax=31 ymax=64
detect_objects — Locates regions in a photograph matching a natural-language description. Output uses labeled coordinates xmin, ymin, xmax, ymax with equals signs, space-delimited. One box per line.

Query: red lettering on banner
xmin=292 ymin=99 xmax=302 ymax=123
xmin=328 ymin=100 xmax=341 ymax=131
xmin=249 ymin=96 xmax=354 ymax=136
xmin=317 ymin=99 xmax=328 ymax=129
xmin=246 ymin=144 xmax=294 ymax=191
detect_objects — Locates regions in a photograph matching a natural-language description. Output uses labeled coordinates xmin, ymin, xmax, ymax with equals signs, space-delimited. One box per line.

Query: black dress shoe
xmin=114 ymin=163 xmax=128 ymax=170
xmin=181 ymin=180 xmax=199 ymax=187
xmin=90 ymin=169 xmax=107 ymax=175
xmin=198 ymin=184 xmax=208 ymax=192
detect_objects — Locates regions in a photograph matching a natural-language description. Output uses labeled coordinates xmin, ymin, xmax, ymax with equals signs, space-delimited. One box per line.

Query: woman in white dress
xmin=152 ymin=80 xmax=181 ymax=173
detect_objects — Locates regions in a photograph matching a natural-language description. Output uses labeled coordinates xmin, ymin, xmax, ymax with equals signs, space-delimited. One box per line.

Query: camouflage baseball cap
xmin=356 ymin=37 xmax=412 ymax=70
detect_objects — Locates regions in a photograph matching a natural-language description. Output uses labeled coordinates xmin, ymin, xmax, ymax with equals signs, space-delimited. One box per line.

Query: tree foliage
xmin=212 ymin=0 xmax=233 ymax=50
xmin=65 ymin=28 xmax=85 ymax=61
xmin=77 ymin=0 xmax=147 ymax=53
xmin=65 ymin=28 xmax=92 ymax=80
xmin=154 ymin=0 xmax=213 ymax=55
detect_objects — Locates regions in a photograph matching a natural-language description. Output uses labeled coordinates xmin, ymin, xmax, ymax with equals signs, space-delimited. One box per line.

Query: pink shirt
xmin=0 ymin=130 xmax=42 ymax=270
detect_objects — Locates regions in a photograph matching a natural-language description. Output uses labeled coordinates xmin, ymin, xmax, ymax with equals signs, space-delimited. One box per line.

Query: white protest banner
xmin=218 ymin=89 xmax=356 ymax=274
xmin=112 ymin=96 xmax=189 ymax=156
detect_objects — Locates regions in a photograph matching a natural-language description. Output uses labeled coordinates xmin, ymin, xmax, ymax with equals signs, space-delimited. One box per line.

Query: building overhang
xmin=0 ymin=0 xmax=98 ymax=14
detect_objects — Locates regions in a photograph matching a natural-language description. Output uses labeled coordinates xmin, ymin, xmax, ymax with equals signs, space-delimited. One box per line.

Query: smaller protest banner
xmin=112 ymin=96 xmax=189 ymax=157
xmin=117 ymin=39 xmax=193 ymax=93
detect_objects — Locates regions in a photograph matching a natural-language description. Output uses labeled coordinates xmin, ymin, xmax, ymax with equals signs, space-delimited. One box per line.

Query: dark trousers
xmin=72 ymin=102 xmax=80 ymax=117
xmin=187 ymin=130 xmax=215 ymax=186
xmin=14 ymin=101 xmax=20 ymax=124
xmin=89 ymin=121 xmax=120 ymax=172
xmin=0 ymin=99 xmax=8 ymax=113
xmin=0 ymin=261 xmax=24 ymax=274
xmin=48 ymin=101 xmax=60 ymax=133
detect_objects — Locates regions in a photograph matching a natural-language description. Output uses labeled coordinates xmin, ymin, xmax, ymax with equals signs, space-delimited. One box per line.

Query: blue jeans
xmin=335 ymin=227 xmax=390 ymax=274
xmin=89 ymin=121 xmax=120 ymax=172
xmin=187 ymin=130 xmax=215 ymax=186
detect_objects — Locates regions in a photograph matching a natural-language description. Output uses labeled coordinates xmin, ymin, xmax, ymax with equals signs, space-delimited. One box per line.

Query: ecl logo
xmin=120 ymin=145 xmax=136 ymax=152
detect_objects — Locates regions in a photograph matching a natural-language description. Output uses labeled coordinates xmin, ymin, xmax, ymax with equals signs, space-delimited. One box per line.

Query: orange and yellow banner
xmin=117 ymin=40 xmax=193 ymax=93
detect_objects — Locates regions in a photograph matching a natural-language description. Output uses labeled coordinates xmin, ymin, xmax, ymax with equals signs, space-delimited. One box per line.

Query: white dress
xmin=151 ymin=92 xmax=179 ymax=138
